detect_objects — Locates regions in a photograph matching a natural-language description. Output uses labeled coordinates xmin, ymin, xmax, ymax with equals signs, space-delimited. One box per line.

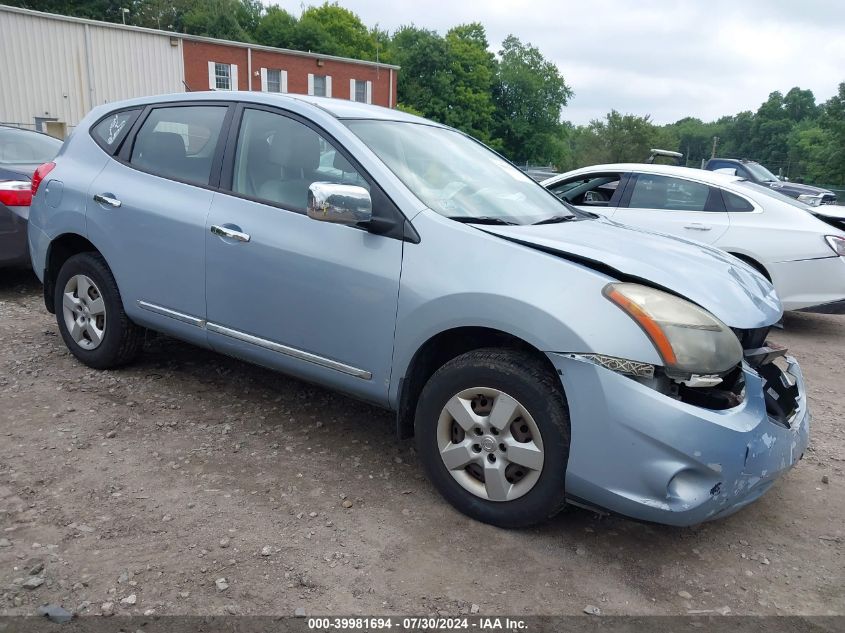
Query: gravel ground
xmin=0 ymin=268 xmax=843 ymax=618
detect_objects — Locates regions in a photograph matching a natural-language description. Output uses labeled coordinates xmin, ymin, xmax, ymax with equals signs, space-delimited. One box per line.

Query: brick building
xmin=0 ymin=4 xmax=399 ymax=132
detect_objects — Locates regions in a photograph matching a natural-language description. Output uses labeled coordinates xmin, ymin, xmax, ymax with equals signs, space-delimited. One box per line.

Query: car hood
xmin=477 ymin=217 xmax=782 ymax=329
xmin=767 ymin=181 xmax=833 ymax=196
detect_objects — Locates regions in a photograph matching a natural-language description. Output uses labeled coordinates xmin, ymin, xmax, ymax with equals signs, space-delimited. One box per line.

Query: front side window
xmin=215 ymin=63 xmax=231 ymax=90
xmin=91 ymin=109 xmax=140 ymax=153
xmin=346 ymin=120 xmax=574 ymax=225
xmin=231 ymin=108 xmax=368 ymax=210
xmin=129 ymin=106 xmax=227 ymax=186
xmin=627 ymin=174 xmax=713 ymax=212
xmin=548 ymin=174 xmax=622 ymax=207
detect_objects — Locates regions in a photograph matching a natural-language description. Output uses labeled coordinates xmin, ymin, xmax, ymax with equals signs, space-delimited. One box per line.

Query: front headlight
xmin=604 ymin=283 xmax=743 ymax=378
xmin=825 ymin=235 xmax=845 ymax=256
xmin=797 ymin=193 xmax=823 ymax=207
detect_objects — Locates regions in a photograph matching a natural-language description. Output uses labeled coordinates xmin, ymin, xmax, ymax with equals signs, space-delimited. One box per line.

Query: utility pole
xmin=711 ymin=136 xmax=720 ymax=159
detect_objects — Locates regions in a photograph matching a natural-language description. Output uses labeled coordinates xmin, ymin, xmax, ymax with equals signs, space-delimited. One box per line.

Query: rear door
xmin=612 ymin=172 xmax=730 ymax=244
xmin=85 ymin=103 xmax=233 ymax=346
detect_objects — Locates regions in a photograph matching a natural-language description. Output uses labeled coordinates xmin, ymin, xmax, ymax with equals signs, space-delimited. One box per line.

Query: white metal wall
xmin=0 ymin=7 xmax=184 ymax=129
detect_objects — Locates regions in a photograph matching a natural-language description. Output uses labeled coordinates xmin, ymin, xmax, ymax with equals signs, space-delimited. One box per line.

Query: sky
xmin=272 ymin=0 xmax=845 ymax=125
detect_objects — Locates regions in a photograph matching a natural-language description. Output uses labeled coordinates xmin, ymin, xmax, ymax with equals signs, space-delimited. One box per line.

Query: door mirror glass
xmin=307 ymin=182 xmax=372 ymax=225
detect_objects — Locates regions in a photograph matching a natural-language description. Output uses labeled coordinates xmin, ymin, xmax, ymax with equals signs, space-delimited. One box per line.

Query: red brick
xmin=182 ymin=40 xmax=397 ymax=108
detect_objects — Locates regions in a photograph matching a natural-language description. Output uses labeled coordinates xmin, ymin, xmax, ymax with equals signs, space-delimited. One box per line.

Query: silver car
xmin=28 ymin=92 xmax=809 ymax=527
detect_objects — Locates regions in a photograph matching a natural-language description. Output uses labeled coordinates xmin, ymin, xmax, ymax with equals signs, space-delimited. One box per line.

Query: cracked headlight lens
xmin=604 ymin=283 xmax=743 ymax=377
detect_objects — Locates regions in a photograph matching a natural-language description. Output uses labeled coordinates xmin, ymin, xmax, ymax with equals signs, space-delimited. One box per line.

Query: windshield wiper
xmin=532 ymin=215 xmax=578 ymax=225
xmin=447 ymin=216 xmax=517 ymax=226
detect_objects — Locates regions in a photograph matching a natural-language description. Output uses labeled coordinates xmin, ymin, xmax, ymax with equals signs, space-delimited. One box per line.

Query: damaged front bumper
xmin=548 ymin=352 xmax=810 ymax=526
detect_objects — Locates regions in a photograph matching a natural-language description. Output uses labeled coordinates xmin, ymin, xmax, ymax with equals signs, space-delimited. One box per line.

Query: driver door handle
xmin=684 ymin=223 xmax=711 ymax=231
xmin=211 ymin=224 xmax=251 ymax=242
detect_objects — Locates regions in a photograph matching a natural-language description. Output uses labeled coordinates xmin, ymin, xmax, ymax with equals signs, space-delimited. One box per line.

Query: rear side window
xmin=722 ymin=189 xmax=754 ymax=212
xmin=627 ymin=174 xmax=719 ymax=212
xmin=129 ymin=106 xmax=227 ymax=186
xmin=91 ymin=109 xmax=140 ymax=153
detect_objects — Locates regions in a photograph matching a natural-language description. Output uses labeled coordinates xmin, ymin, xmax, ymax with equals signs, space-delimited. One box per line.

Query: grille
xmin=732 ymin=326 xmax=771 ymax=351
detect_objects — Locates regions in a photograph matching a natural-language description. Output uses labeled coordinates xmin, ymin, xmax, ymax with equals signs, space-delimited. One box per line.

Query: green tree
xmin=291 ymin=2 xmax=377 ymax=60
xmin=391 ymin=26 xmax=452 ymax=122
xmin=442 ymin=23 xmax=497 ymax=141
xmin=254 ymin=5 xmax=298 ymax=48
xmin=492 ymin=35 xmax=572 ymax=166
xmin=571 ymin=110 xmax=668 ymax=166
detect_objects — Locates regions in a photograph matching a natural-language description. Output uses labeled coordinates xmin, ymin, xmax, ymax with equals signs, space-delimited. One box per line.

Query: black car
xmin=0 ymin=126 xmax=63 ymax=268
xmin=704 ymin=157 xmax=837 ymax=206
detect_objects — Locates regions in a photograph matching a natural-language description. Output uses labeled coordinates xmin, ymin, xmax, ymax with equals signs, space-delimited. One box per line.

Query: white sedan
xmin=543 ymin=164 xmax=845 ymax=313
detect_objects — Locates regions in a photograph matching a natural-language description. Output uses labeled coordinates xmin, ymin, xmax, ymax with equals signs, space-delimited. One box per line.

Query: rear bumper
xmin=769 ymin=255 xmax=845 ymax=312
xmin=797 ymin=298 xmax=845 ymax=314
xmin=549 ymin=353 xmax=809 ymax=526
xmin=0 ymin=205 xmax=30 ymax=268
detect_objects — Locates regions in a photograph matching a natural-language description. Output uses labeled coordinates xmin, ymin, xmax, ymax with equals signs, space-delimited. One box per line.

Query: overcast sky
xmin=274 ymin=0 xmax=845 ymax=125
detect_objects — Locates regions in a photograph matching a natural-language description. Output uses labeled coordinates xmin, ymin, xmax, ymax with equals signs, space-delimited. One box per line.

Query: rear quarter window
xmin=91 ymin=109 xmax=141 ymax=154
xmin=722 ymin=189 xmax=754 ymax=212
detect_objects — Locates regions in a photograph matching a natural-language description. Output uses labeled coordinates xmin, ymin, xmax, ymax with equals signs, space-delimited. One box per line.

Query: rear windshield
xmin=0 ymin=127 xmax=62 ymax=165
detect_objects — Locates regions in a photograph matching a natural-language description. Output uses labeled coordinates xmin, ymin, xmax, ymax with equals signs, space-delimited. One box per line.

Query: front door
xmin=205 ymin=107 xmax=403 ymax=404
xmin=612 ymin=173 xmax=730 ymax=244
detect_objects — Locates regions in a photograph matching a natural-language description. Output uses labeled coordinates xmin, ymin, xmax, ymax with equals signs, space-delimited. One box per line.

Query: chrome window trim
xmin=137 ymin=300 xmax=372 ymax=380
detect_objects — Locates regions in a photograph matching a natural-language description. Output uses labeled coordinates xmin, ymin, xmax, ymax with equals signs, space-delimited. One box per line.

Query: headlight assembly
xmin=604 ymin=283 xmax=743 ymax=378
xmin=824 ymin=235 xmax=845 ymax=257
xmin=797 ymin=193 xmax=823 ymax=207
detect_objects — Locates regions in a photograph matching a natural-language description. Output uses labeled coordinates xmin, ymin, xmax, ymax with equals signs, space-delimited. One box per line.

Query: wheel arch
xmin=394 ymin=326 xmax=561 ymax=440
xmin=727 ymin=251 xmax=771 ymax=282
xmin=43 ymin=233 xmax=101 ymax=313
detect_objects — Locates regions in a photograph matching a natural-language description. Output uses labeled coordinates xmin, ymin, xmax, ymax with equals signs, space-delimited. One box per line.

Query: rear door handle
xmin=684 ymin=223 xmax=711 ymax=231
xmin=93 ymin=193 xmax=121 ymax=208
xmin=211 ymin=224 xmax=251 ymax=242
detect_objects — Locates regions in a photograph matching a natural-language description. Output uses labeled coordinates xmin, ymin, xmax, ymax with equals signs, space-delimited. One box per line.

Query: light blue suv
xmin=28 ymin=92 xmax=809 ymax=527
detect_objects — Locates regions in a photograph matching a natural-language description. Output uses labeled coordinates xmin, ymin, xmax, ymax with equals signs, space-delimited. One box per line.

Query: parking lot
xmin=0 ymin=268 xmax=843 ymax=617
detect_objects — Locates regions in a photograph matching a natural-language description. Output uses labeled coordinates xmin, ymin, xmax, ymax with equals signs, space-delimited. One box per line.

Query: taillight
xmin=31 ymin=161 xmax=56 ymax=198
xmin=0 ymin=180 xmax=33 ymax=207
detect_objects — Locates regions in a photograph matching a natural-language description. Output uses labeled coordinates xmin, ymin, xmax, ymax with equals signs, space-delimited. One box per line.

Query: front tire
xmin=55 ymin=252 xmax=142 ymax=369
xmin=415 ymin=348 xmax=571 ymax=528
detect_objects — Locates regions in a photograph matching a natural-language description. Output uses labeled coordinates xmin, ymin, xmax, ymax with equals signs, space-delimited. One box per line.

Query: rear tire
xmin=414 ymin=348 xmax=571 ymax=528
xmin=55 ymin=252 xmax=142 ymax=369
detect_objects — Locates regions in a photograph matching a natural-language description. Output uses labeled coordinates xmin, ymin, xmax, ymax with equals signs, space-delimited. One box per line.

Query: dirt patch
xmin=1 ymin=269 xmax=843 ymax=617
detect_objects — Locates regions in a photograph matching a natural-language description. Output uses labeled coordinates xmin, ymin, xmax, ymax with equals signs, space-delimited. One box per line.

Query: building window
xmin=215 ymin=63 xmax=231 ymax=90
xmin=313 ymin=74 xmax=327 ymax=96
xmin=350 ymin=79 xmax=372 ymax=104
xmin=208 ymin=61 xmax=238 ymax=91
xmin=260 ymin=68 xmax=287 ymax=93
xmin=308 ymin=73 xmax=331 ymax=97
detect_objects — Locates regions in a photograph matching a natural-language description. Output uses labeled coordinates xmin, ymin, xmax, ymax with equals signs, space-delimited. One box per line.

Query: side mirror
xmin=307 ymin=182 xmax=372 ymax=226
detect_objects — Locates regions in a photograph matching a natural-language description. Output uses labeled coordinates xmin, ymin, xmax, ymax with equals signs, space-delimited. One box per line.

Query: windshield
xmin=0 ymin=128 xmax=62 ymax=165
xmin=744 ymin=162 xmax=779 ymax=182
xmin=345 ymin=120 xmax=574 ymax=225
